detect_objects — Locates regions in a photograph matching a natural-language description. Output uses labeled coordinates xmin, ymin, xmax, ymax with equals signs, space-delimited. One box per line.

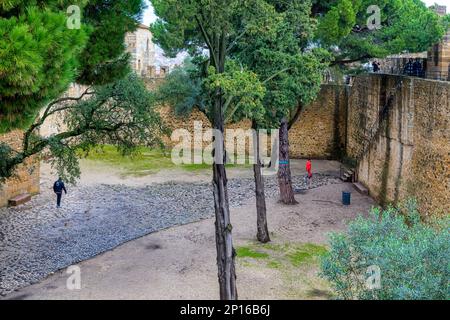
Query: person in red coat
xmin=306 ymin=159 xmax=313 ymax=187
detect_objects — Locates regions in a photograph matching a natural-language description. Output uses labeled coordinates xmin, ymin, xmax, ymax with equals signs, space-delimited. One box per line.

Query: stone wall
xmin=289 ymin=84 xmax=347 ymax=159
xmin=159 ymin=84 xmax=346 ymax=160
xmin=347 ymin=74 xmax=450 ymax=216
xmin=0 ymin=130 xmax=40 ymax=207
xmin=427 ymin=29 xmax=450 ymax=81
xmin=29 ymin=73 xmax=449 ymax=215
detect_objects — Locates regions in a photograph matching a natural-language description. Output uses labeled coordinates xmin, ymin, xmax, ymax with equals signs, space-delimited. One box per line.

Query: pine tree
xmin=0 ymin=0 xmax=147 ymax=132
xmin=0 ymin=1 xmax=89 ymax=131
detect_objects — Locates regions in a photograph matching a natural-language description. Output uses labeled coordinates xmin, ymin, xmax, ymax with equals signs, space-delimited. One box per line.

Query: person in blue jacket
xmin=53 ymin=178 xmax=67 ymax=208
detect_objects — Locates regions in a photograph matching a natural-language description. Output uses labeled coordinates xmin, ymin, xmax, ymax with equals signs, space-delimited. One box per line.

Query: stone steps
xmin=353 ymin=182 xmax=369 ymax=196
xmin=340 ymin=168 xmax=355 ymax=182
xmin=8 ymin=193 xmax=32 ymax=207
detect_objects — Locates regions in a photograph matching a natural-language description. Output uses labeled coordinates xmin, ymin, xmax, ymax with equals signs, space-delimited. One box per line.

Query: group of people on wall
xmin=369 ymin=58 xmax=426 ymax=78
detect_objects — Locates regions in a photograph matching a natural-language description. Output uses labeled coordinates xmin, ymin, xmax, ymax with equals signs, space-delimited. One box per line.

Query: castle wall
xmin=0 ymin=130 xmax=40 ymax=207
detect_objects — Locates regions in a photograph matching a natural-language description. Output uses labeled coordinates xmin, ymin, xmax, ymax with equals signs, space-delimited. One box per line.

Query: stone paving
xmin=0 ymin=173 xmax=340 ymax=296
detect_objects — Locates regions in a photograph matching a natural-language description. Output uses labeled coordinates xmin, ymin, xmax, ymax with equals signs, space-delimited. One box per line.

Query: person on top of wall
xmin=404 ymin=59 xmax=414 ymax=76
xmin=412 ymin=59 xmax=423 ymax=77
xmin=53 ymin=177 xmax=67 ymax=208
xmin=305 ymin=159 xmax=313 ymax=188
xmin=372 ymin=61 xmax=380 ymax=73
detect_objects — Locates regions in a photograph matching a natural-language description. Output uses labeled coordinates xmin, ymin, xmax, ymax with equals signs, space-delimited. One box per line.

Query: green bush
xmin=320 ymin=200 xmax=449 ymax=300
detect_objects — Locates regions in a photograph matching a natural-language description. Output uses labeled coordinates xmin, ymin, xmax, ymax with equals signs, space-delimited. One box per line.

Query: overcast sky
xmin=423 ymin=0 xmax=450 ymax=6
xmin=143 ymin=1 xmax=157 ymax=26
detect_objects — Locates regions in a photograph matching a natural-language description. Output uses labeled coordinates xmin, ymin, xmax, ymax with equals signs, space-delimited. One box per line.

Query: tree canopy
xmin=313 ymin=0 xmax=445 ymax=64
xmin=0 ymin=0 xmax=147 ymax=132
xmin=0 ymin=0 xmax=89 ymax=131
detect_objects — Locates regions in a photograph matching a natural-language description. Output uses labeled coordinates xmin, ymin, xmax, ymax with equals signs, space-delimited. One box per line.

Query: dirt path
xmin=3 ymin=160 xmax=374 ymax=300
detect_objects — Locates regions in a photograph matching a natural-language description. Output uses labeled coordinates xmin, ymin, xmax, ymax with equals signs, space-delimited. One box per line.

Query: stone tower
xmin=125 ymin=24 xmax=156 ymax=77
xmin=427 ymin=5 xmax=450 ymax=81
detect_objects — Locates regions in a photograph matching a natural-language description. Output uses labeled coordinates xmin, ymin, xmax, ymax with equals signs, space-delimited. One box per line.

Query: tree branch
xmin=195 ymin=15 xmax=219 ymax=69
xmin=288 ymin=102 xmax=304 ymax=130
xmin=263 ymin=67 xmax=292 ymax=84
xmin=23 ymin=86 xmax=94 ymax=152
xmin=330 ymin=55 xmax=372 ymax=66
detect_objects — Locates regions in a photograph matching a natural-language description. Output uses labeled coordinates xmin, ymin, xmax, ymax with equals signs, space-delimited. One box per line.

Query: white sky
xmin=143 ymin=1 xmax=157 ymax=26
xmin=423 ymin=0 xmax=450 ymax=7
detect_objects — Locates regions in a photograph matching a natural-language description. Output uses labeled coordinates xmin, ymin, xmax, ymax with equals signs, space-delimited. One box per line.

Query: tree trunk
xmin=211 ymin=45 xmax=238 ymax=299
xmin=278 ymin=117 xmax=298 ymax=205
xmin=252 ymin=121 xmax=270 ymax=243
xmin=213 ymin=159 xmax=238 ymax=300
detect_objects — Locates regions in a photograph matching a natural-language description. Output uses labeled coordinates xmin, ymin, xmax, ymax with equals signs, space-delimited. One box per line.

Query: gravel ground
xmin=0 ymin=173 xmax=340 ymax=296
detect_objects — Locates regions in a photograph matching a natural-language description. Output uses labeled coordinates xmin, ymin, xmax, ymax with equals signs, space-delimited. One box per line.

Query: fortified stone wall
xmin=9 ymin=73 xmax=447 ymax=215
xmin=289 ymin=84 xmax=347 ymax=159
xmin=159 ymin=74 xmax=448 ymax=215
xmin=159 ymin=84 xmax=346 ymax=160
xmin=0 ymin=130 xmax=40 ymax=207
xmin=347 ymin=74 xmax=450 ymax=215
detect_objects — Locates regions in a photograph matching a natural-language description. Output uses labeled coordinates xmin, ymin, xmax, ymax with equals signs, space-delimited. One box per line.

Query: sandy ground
xmin=4 ymin=160 xmax=375 ymax=300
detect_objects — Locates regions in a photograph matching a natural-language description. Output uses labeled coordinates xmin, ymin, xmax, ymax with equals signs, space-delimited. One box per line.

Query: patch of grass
xmin=267 ymin=260 xmax=282 ymax=269
xmin=83 ymin=145 xmax=175 ymax=176
xmin=236 ymin=242 xmax=333 ymax=299
xmin=82 ymin=145 xmax=250 ymax=176
xmin=286 ymin=244 xmax=328 ymax=267
xmin=236 ymin=246 xmax=269 ymax=259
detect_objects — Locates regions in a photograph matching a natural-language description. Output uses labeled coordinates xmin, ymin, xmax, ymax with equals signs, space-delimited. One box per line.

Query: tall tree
xmin=232 ymin=0 xmax=329 ymax=205
xmin=271 ymin=0 xmax=445 ymax=203
xmin=151 ymin=0 xmax=278 ymax=299
xmin=77 ymin=0 xmax=147 ymax=85
xmin=157 ymin=58 xmax=272 ymax=243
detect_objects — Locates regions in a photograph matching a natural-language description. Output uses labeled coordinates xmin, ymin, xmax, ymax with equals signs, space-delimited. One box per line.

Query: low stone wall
xmin=0 ymin=130 xmax=40 ymax=207
xmin=347 ymin=74 xmax=450 ymax=215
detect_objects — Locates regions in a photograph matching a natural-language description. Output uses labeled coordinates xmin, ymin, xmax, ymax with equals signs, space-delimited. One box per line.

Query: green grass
xmin=286 ymin=243 xmax=328 ymax=267
xmin=267 ymin=260 xmax=283 ymax=269
xmin=236 ymin=246 xmax=270 ymax=259
xmin=236 ymin=242 xmax=328 ymax=267
xmin=82 ymin=145 xmax=175 ymax=176
xmin=235 ymin=242 xmax=333 ymax=299
xmin=82 ymin=145 xmax=250 ymax=176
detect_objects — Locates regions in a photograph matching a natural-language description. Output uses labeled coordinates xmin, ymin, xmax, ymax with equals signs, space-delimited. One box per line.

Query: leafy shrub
xmin=320 ymin=199 xmax=449 ymax=300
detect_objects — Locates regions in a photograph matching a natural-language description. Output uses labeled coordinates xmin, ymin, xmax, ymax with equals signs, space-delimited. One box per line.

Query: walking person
xmin=305 ymin=159 xmax=313 ymax=188
xmin=53 ymin=177 xmax=67 ymax=208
